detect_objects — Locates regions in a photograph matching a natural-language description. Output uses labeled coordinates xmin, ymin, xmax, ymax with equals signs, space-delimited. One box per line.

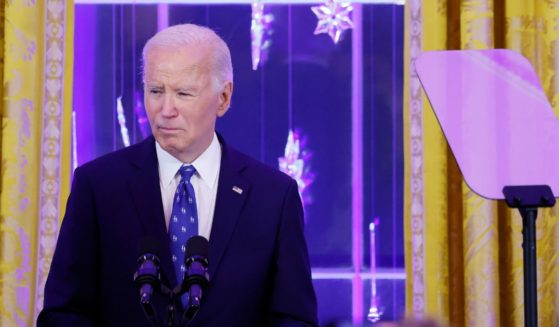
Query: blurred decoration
xmin=311 ymin=0 xmax=353 ymax=44
xmin=134 ymin=91 xmax=151 ymax=139
xmin=278 ymin=130 xmax=314 ymax=212
xmin=368 ymin=218 xmax=384 ymax=322
xmin=251 ymin=1 xmax=274 ymax=70
xmin=116 ymin=96 xmax=131 ymax=147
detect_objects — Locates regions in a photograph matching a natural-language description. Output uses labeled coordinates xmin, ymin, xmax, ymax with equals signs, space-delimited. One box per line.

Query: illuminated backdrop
xmin=73 ymin=2 xmax=403 ymax=324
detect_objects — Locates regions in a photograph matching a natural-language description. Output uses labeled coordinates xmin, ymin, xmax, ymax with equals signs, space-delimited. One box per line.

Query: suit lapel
xmin=127 ymin=136 xmax=177 ymax=286
xmin=208 ymin=140 xmax=250 ymax=279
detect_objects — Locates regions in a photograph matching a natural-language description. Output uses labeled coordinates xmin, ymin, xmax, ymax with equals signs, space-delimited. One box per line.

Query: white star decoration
xmin=311 ymin=0 xmax=354 ymax=44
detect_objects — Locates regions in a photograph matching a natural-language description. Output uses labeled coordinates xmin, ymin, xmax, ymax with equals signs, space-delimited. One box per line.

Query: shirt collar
xmin=191 ymin=133 xmax=221 ymax=189
xmin=155 ymin=133 xmax=221 ymax=189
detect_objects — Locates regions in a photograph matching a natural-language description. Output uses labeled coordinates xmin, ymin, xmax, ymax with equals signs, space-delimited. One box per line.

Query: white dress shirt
xmin=155 ymin=133 xmax=221 ymax=240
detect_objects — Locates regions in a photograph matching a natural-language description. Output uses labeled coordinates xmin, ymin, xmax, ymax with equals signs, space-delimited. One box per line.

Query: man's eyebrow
xmin=176 ymin=85 xmax=198 ymax=91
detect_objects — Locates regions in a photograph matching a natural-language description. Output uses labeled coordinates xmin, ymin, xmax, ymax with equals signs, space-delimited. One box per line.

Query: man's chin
xmin=157 ymin=139 xmax=190 ymax=157
xmin=158 ymin=141 xmax=179 ymax=153
xmin=155 ymin=132 xmax=181 ymax=144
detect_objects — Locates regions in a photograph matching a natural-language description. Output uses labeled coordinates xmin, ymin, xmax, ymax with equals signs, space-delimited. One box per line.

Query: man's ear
xmin=217 ymin=81 xmax=233 ymax=117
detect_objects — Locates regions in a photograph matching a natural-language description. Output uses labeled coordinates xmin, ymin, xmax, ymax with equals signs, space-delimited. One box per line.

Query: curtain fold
xmin=405 ymin=1 xmax=559 ymax=326
xmin=0 ymin=0 xmax=73 ymax=325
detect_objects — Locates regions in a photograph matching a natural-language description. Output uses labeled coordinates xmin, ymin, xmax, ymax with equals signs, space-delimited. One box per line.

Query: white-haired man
xmin=38 ymin=24 xmax=317 ymax=326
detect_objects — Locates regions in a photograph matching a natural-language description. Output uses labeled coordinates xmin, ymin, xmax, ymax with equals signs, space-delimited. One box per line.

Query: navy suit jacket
xmin=38 ymin=135 xmax=317 ymax=326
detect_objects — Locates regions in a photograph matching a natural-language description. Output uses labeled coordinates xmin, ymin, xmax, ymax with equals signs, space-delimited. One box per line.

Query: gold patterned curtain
xmin=0 ymin=0 xmax=73 ymax=325
xmin=405 ymin=1 xmax=559 ymax=326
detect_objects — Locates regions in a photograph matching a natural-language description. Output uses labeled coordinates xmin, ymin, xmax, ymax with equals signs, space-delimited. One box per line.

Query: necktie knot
xmin=179 ymin=165 xmax=197 ymax=182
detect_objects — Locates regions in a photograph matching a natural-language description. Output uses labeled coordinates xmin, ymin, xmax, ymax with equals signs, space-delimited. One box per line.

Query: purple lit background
xmin=73 ymin=3 xmax=404 ymax=325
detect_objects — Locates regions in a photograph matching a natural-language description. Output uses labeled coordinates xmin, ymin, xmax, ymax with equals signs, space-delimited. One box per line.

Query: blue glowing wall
xmin=74 ymin=3 xmax=403 ymax=325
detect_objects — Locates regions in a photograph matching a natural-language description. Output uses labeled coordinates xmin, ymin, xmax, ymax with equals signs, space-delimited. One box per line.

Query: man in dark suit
xmin=38 ymin=24 xmax=317 ymax=326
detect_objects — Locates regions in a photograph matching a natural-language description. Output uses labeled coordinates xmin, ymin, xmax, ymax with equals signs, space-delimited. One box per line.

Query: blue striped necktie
xmin=169 ymin=165 xmax=199 ymax=305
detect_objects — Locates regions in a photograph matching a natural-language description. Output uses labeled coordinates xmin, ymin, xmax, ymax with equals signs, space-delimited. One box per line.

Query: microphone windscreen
xmin=186 ymin=236 xmax=209 ymax=258
xmin=137 ymin=236 xmax=162 ymax=258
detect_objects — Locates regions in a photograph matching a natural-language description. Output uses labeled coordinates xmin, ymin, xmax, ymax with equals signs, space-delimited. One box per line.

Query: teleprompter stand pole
xmin=503 ymin=185 xmax=555 ymax=327
xmin=520 ymin=206 xmax=537 ymax=327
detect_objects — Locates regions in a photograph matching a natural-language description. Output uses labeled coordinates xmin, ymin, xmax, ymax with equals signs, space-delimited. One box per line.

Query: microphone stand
xmin=160 ymin=279 xmax=198 ymax=327
xmin=137 ymin=274 xmax=200 ymax=327
xmin=159 ymin=283 xmax=178 ymax=327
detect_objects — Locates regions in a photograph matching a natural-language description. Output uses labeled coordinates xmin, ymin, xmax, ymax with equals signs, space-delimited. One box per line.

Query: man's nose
xmin=161 ymin=94 xmax=177 ymax=117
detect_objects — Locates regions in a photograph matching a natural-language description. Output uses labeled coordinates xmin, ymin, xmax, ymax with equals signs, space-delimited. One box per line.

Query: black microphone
xmin=182 ymin=236 xmax=210 ymax=321
xmin=134 ymin=237 xmax=161 ymax=322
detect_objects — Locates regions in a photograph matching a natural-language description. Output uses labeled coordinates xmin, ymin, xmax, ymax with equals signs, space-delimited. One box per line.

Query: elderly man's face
xmin=144 ymin=44 xmax=231 ymax=162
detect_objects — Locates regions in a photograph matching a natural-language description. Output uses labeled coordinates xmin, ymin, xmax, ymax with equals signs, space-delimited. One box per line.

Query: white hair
xmin=142 ymin=24 xmax=233 ymax=90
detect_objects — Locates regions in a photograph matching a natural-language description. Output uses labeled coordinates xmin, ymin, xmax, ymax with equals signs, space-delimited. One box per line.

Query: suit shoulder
xmin=77 ymin=137 xmax=153 ymax=175
xmin=228 ymin=147 xmax=295 ymax=188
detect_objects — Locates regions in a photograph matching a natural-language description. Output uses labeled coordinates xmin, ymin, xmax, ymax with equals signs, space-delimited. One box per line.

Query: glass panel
xmin=362 ymin=4 xmax=404 ymax=269
xmin=416 ymin=49 xmax=559 ymax=199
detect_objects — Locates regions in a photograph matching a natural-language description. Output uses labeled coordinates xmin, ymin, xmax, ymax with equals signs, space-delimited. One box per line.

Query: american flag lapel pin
xmin=232 ymin=186 xmax=243 ymax=194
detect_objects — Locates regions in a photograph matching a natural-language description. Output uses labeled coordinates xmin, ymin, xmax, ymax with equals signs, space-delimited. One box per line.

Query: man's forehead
xmin=146 ymin=46 xmax=211 ymax=70
xmin=147 ymin=62 xmax=205 ymax=75
xmin=146 ymin=43 xmax=211 ymax=61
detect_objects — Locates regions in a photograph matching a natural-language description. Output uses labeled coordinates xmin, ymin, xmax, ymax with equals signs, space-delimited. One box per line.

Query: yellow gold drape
xmin=405 ymin=1 xmax=559 ymax=326
xmin=0 ymin=0 xmax=73 ymax=325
